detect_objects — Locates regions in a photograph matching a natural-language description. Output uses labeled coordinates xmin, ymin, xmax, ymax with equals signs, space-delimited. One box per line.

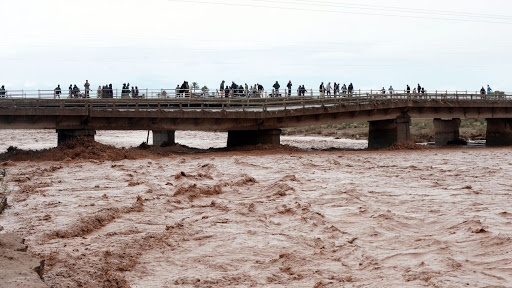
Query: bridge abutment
xmin=152 ymin=130 xmax=176 ymax=146
xmin=368 ymin=115 xmax=411 ymax=149
xmin=227 ymin=129 xmax=281 ymax=147
xmin=486 ymin=119 xmax=512 ymax=146
xmin=56 ymin=129 xmax=96 ymax=146
xmin=434 ymin=118 xmax=461 ymax=145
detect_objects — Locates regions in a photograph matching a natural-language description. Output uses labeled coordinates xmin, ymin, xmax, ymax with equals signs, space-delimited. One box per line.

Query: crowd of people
xmin=51 ymin=81 xmax=142 ymax=99
xmin=0 ymin=82 xmax=498 ymax=99
xmin=216 ymin=80 xmax=355 ymax=98
xmin=218 ymin=81 xmax=267 ymax=98
xmin=120 ymin=83 xmax=141 ymax=98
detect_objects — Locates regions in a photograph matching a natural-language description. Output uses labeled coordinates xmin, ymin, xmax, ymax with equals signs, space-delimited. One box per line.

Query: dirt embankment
xmin=0 ymin=137 xmax=304 ymax=163
xmin=1 ymin=218 xmax=46 ymax=287
xmin=0 ymin=134 xmax=436 ymax=165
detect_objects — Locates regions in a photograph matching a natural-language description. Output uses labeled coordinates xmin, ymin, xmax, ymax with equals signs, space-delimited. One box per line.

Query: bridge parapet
xmin=0 ymin=88 xmax=508 ymax=100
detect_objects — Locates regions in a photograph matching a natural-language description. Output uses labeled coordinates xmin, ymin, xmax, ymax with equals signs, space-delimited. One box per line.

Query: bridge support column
xmin=56 ymin=129 xmax=96 ymax=146
xmin=434 ymin=118 xmax=461 ymax=145
xmin=486 ymin=119 xmax=512 ymax=146
xmin=368 ymin=115 xmax=411 ymax=149
xmin=227 ymin=129 xmax=281 ymax=147
xmin=152 ymin=130 xmax=176 ymax=146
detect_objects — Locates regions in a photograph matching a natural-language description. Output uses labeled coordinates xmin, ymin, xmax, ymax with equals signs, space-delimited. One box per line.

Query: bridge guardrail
xmin=1 ymin=89 xmax=510 ymax=114
xmin=0 ymin=88 xmax=508 ymax=100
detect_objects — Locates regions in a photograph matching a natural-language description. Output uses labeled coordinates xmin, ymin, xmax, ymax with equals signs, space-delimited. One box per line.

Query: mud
xmin=0 ymin=130 xmax=511 ymax=287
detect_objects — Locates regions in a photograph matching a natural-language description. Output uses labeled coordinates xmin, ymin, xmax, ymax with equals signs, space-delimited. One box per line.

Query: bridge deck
xmin=0 ymin=94 xmax=511 ymax=131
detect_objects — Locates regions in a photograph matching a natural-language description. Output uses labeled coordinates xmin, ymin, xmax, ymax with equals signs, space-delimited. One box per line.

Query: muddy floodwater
xmin=0 ymin=130 xmax=511 ymax=287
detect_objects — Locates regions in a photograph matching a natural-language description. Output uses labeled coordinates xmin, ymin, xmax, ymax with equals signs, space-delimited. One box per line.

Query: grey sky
xmin=2 ymin=0 xmax=512 ymax=92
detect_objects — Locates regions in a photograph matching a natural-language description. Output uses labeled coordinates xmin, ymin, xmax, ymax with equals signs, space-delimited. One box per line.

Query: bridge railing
xmin=0 ymin=88 xmax=508 ymax=102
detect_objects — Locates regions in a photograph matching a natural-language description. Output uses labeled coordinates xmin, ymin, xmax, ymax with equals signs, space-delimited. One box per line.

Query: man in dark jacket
xmin=54 ymin=85 xmax=62 ymax=99
xmin=272 ymin=81 xmax=280 ymax=97
xmin=286 ymin=80 xmax=292 ymax=96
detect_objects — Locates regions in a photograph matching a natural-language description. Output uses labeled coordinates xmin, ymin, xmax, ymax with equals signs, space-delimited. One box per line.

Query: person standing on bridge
xmin=97 ymin=86 xmax=103 ymax=98
xmin=220 ymin=80 xmax=225 ymax=97
xmin=417 ymin=84 xmax=422 ymax=94
xmin=54 ymin=85 xmax=61 ymax=99
xmin=0 ymin=85 xmax=6 ymax=98
xmin=287 ymin=80 xmax=292 ymax=96
xmin=348 ymin=83 xmax=354 ymax=96
xmin=480 ymin=86 xmax=486 ymax=95
xmin=224 ymin=86 xmax=230 ymax=98
xmin=273 ymin=81 xmax=281 ymax=97
xmin=487 ymin=85 xmax=492 ymax=94
xmin=326 ymin=82 xmax=332 ymax=97
xmin=388 ymin=85 xmax=394 ymax=95
xmin=319 ymin=82 xmax=325 ymax=97
xmin=72 ymin=84 xmax=80 ymax=98
xmin=68 ymin=84 xmax=73 ymax=98
xmin=406 ymin=85 xmax=411 ymax=94
xmin=84 ymin=80 xmax=90 ymax=98
xmin=257 ymin=83 xmax=264 ymax=97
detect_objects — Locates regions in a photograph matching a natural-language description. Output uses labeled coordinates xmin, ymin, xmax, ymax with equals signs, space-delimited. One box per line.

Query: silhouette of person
xmin=54 ymin=85 xmax=61 ymax=99
xmin=287 ymin=80 xmax=292 ymax=96
xmin=84 ymin=80 xmax=90 ymax=98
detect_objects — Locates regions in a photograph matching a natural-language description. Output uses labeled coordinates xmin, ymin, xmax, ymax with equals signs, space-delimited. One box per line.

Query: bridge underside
xmin=56 ymin=129 xmax=96 ymax=146
xmin=227 ymin=129 xmax=281 ymax=147
xmin=486 ymin=119 xmax=512 ymax=146
xmin=433 ymin=118 xmax=461 ymax=146
xmin=368 ymin=115 xmax=411 ymax=149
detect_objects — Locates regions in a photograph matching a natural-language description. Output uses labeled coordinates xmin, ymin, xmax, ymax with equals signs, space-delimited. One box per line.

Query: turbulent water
xmin=0 ymin=130 xmax=511 ymax=287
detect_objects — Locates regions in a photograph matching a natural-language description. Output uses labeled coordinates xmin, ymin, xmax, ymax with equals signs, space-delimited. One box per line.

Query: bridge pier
xmin=152 ymin=130 xmax=176 ymax=146
xmin=368 ymin=115 xmax=411 ymax=149
xmin=56 ymin=129 xmax=96 ymax=146
xmin=227 ymin=129 xmax=281 ymax=147
xmin=434 ymin=118 xmax=461 ymax=145
xmin=486 ymin=119 xmax=512 ymax=146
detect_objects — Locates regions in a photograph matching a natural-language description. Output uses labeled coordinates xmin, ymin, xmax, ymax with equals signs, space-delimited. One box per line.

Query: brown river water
xmin=0 ymin=130 xmax=511 ymax=287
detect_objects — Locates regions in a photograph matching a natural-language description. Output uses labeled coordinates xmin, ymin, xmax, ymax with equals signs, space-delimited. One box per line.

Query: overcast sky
xmin=2 ymin=0 xmax=512 ymax=92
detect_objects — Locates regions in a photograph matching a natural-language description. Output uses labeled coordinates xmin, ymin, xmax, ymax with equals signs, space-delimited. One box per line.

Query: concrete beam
xmin=368 ymin=115 xmax=411 ymax=149
xmin=56 ymin=129 xmax=96 ymax=146
xmin=433 ymin=118 xmax=461 ymax=146
xmin=486 ymin=118 xmax=512 ymax=146
xmin=227 ymin=129 xmax=281 ymax=147
xmin=152 ymin=130 xmax=176 ymax=146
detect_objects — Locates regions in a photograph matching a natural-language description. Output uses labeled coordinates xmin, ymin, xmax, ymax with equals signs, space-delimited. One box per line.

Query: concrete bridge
xmin=1 ymin=93 xmax=512 ymax=149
